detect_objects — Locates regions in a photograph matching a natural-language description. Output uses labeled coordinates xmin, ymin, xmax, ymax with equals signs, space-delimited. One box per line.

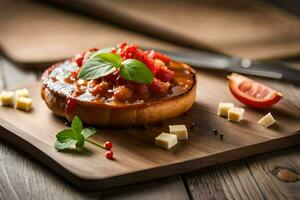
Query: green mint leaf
xmin=81 ymin=127 xmax=98 ymax=139
xmin=78 ymin=52 xmax=122 ymax=80
xmin=71 ymin=116 xmax=82 ymax=133
xmin=56 ymin=129 xmax=75 ymax=142
xmin=56 ymin=116 xmax=85 ymax=149
xmin=54 ymin=139 xmax=77 ymax=151
xmin=56 ymin=127 xmax=84 ymax=149
xmin=54 ymin=116 xmax=101 ymax=151
xmin=75 ymin=134 xmax=85 ymax=148
xmin=71 ymin=116 xmax=85 ymax=148
xmin=120 ymin=59 xmax=154 ymax=84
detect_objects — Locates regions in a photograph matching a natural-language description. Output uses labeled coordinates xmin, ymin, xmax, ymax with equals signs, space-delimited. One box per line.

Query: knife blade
xmin=151 ymin=48 xmax=300 ymax=85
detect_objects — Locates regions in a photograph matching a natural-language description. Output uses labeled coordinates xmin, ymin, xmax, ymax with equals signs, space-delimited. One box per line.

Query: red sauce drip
xmin=66 ymin=98 xmax=77 ymax=113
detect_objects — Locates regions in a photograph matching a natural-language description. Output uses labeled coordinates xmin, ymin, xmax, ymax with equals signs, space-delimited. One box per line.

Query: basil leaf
xmin=120 ymin=59 xmax=154 ymax=84
xmin=71 ymin=116 xmax=82 ymax=133
xmin=78 ymin=53 xmax=122 ymax=80
xmin=93 ymin=52 xmax=122 ymax=67
xmin=81 ymin=127 xmax=98 ymax=139
xmin=54 ymin=139 xmax=77 ymax=151
xmin=96 ymin=47 xmax=113 ymax=54
xmin=82 ymin=51 xmax=94 ymax=62
xmin=78 ymin=60 xmax=116 ymax=80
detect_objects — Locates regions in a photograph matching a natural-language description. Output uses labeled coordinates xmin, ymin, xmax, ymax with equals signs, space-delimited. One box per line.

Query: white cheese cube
xmin=258 ymin=112 xmax=276 ymax=128
xmin=15 ymin=88 xmax=29 ymax=98
xmin=155 ymin=132 xmax=177 ymax=149
xmin=169 ymin=125 xmax=188 ymax=140
xmin=0 ymin=91 xmax=14 ymax=106
xmin=228 ymin=107 xmax=245 ymax=122
xmin=218 ymin=102 xmax=234 ymax=117
xmin=15 ymin=97 xmax=32 ymax=111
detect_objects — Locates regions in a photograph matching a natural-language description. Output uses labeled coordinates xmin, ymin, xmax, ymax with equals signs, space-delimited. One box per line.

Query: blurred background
xmin=1 ymin=0 xmax=300 ymax=69
xmin=1 ymin=1 xmax=300 ymax=198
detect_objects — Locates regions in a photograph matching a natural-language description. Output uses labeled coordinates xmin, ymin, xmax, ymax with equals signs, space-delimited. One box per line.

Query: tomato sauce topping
xmin=43 ymin=42 xmax=195 ymax=106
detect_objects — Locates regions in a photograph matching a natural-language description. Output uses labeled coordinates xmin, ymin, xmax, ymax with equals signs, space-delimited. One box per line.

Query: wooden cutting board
xmin=0 ymin=72 xmax=299 ymax=190
xmin=2 ymin=0 xmax=300 ymax=67
xmin=53 ymin=0 xmax=300 ymax=60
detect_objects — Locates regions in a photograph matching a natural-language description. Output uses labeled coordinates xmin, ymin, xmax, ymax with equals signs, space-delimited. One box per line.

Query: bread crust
xmin=41 ymin=61 xmax=196 ymax=127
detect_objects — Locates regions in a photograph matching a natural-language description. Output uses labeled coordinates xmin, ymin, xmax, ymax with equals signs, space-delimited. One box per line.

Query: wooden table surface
xmin=0 ymin=55 xmax=300 ymax=199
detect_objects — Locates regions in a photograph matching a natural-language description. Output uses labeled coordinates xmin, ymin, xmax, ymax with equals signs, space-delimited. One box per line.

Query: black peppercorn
xmin=211 ymin=128 xmax=218 ymax=135
xmin=138 ymin=124 xmax=148 ymax=131
xmin=157 ymin=122 xmax=164 ymax=126
xmin=190 ymin=122 xmax=197 ymax=130
xmin=219 ymin=134 xmax=224 ymax=139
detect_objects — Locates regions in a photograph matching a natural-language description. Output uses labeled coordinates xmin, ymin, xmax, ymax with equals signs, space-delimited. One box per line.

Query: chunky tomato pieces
xmin=113 ymin=85 xmax=133 ymax=102
xmin=70 ymin=42 xmax=175 ymax=102
xmin=74 ymin=48 xmax=99 ymax=67
xmin=153 ymin=52 xmax=171 ymax=63
xmin=88 ymin=81 xmax=109 ymax=96
xmin=155 ymin=66 xmax=174 ymax=82
xmin=111 ymin=42 xmax=174 ymax=100
xmin=149 ymin=79 xmax=171 ymax=96
xmin=113 ymin=42 xmax=171 ymax=77
xmin=228 ymin=73 xmax=283 ymax=109
xmin=74 ymin=53 xmax=84 ymax=67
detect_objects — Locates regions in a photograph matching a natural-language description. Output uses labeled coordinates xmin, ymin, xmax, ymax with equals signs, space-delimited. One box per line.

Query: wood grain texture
xmin=0 ymin=69 xmax=299 ymax=189
xmin=0 ymin=138 xmax=189 ymax=200
xmin=1 ymin=56 xmax=300 ymax=198
xmin=184 ymin=72 xmax=300 ymax=200
xmin=184 ymin=161 xmax=266 ymax=200
xmin=246 ymin=151 xmax=299 ymax=199
xmin=0 ymin=57 xmax=5 ymax=90
xmin=183 ymin=166 xmax=227 ymax=199
xmin=2 ymin=0 xmax=300 ymax=66
xmin=0 ymin=57 xmax=37 ymax=88
xmin=0 ymin=0 xmax=179 ymax=66
xmin=184 ymin=149 xmax=300 ymax=200
xmin=244 ymin=79 xmax=300 ymax=199
xmin=0 ymin=56 xmax=189 ymax=199
xmin=101 ymin=176 xmax=189 ymax=200
xmin=43 ymin=0 xmax=300 ymax=59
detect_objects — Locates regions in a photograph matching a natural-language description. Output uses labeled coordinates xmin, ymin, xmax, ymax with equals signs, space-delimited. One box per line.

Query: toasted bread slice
xmin=41 ymin=60 xmax=196 ymax=127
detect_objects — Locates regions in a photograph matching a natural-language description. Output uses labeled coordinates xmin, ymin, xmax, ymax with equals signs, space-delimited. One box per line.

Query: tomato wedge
xmin=227 ymin=73 xmax=283 ymax=109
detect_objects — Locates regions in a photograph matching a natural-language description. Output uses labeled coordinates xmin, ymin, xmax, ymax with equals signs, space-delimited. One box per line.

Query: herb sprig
xmin=54 ymin=116 xmax=97 ymax=150
xmin=54 ymin=116 xmax=114 ymax=159
xmin=77 ymin=51 xmax=154 ymax=84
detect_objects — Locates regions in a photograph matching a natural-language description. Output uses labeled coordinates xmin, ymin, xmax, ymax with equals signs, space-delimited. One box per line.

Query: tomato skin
xmin=153 ymin=52 xmax=170 ymax=63
xmin=74 ymin=53 xmax=84 ymax=67
xmin=74 ymin=48 xmax=99 ymax=67
xmin=228 ymin=73 xmax=283 ymax=109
